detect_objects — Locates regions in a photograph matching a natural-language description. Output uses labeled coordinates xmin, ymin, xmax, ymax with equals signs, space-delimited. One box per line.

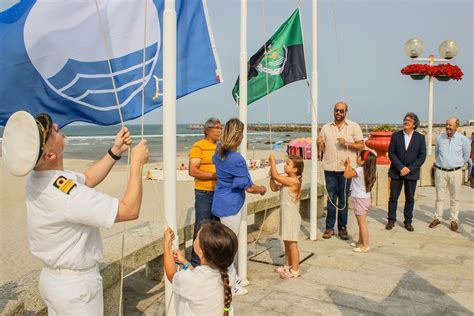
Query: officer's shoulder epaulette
xmin=53 ymin=175 xmax=77 ymax=195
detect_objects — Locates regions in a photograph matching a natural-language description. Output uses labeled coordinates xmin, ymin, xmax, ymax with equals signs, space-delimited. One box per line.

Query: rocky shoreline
xmin=187 ymin=123 xmax=456 ymax=133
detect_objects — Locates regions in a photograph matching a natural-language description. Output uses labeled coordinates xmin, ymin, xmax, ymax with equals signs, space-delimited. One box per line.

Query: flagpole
xmin=238 ymin=0 xmax=249 ymax=284
xmin=163 ymin=0 xmax=178 ymax=314
xmin=310 ymin=0 xmax=318 ymax=241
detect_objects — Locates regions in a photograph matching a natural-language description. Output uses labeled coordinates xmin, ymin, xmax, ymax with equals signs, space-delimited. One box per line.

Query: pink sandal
xmin=280 ymin=269 xmax=300 ymax=280
xmin=274 ymin=265 xmax=290 ymax=274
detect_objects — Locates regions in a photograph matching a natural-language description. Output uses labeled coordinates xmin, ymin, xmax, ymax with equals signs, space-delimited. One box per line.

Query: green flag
xmin=232 ymin=9 xmax=307 ymax=105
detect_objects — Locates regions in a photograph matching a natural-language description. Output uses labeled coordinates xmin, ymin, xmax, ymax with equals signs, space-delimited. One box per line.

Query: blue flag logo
xmin=0 ymin=0 xmax=221 ymax=127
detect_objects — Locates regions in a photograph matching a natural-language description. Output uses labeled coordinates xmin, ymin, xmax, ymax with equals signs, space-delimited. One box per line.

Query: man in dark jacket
xmin=386 ymin=112 xmax=427 ymax=231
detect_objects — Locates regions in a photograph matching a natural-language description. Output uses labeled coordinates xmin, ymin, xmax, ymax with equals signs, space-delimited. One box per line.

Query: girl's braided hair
xmin=198 ymin=220 xmax=238 ymax=315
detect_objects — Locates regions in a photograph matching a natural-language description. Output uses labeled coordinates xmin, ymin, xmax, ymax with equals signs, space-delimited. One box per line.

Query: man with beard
xmin=318 ymin=102 xmax=364 ymax=240
xmin=386 ymin=112 xmax=426 ymax=232
xmin=429 ymin=117 xmax=470 ymax=232
xmin=2 ymin=111 xmax=149 ymax=315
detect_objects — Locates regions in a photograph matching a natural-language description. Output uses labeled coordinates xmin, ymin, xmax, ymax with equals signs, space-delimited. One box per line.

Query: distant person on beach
xmin=343 ymin=150 xmax=377 ymax=253
xmin=386 ymin=112 xmax=426 ymax=232
xmin=188 ymin=117 xmax=221 ymax=267
xmin=212 ymin=118 xmax=267 ymax=295
xmin=164 ymin=221 xmax=237 ymax=316
xmin=1 ymin=111 xmax=149 ymax=315
xmin=429 ymin=117 xmax=471 ymax=232
xmin=269 ymin=153 xmax=304 ymax=279
xmin=317 ymin=101 xmax=364 ymax=240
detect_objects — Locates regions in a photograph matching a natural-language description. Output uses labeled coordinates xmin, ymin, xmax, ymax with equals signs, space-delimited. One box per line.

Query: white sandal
xmin=353 ymin=247 xmax=370 ymax=253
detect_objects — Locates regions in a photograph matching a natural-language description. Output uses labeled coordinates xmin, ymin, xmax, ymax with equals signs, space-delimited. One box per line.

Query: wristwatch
xmin=108 ymin=148 xmax=121 ymax=160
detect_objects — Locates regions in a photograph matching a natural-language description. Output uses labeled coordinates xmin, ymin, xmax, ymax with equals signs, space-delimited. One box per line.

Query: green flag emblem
xmin=232 ymin=9 xmax=307 ymax=105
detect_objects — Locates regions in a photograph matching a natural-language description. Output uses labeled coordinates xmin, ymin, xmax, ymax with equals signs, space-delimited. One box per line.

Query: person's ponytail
xmin=219 ymin=268 xmax=232 ymax=316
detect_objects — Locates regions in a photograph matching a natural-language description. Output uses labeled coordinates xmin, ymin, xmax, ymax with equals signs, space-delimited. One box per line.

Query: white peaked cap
xmin=2 ymin=111 xmax=41 ymax=177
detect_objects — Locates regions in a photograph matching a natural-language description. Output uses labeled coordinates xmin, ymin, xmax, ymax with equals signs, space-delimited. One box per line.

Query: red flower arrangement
xmin=401 ymin=64 xmax=432 ymax=76
xmin=400 ymin=63 xmax=464 ymax=81
xmin=431 ymin=64 xmax=464 ymax=80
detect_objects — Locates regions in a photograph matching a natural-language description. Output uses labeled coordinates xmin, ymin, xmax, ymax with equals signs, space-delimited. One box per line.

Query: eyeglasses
xmin=211 ymin=126 xmax=222 ymax=130
xmin=334 ymin=109 xmax=345 ymax=113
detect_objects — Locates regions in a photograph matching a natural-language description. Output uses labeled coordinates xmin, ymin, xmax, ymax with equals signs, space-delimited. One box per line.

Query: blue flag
xmin=0 ymin=0 xmax=222 ymax=127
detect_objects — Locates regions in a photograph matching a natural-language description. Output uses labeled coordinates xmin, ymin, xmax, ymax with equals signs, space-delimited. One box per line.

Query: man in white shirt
xmin=429 ymin=117 xmax=471 ymax=232
xmin=2 ymin=111 xmax=149 ymax=315
xmin=317 ymin=102 xmax=364 ymax=240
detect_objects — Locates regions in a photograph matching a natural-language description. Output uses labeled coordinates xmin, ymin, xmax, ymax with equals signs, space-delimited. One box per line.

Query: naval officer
xmin=2 ymin=111 xmax=149 ymax=315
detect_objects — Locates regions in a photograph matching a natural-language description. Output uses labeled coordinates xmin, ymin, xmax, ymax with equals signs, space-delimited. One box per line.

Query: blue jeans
xmin=191 ymin=190 xmax=218 ymax=267
xmin=324 ymin=171 xmax=351 ymax=230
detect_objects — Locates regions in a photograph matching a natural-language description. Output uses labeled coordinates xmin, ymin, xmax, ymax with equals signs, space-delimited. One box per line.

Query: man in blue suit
xmin=386 ymin=113 xmax=427 ymax=231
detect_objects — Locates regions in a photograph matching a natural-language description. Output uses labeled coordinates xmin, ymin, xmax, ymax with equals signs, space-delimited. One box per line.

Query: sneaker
xmin=274 ymin=265 xmax=290 ymax=274
xmin=322 ymin=229 xmax=334 ymax=239
xmin=353 ymin=247 xmax=370 ymax=253
xmin=232 ymin=284 xmax=248 ymax=296
xmin=429 ymin=219 xmax=441 ymax=228
xmin=450 ymin=221 xmax=458 ymax=232
xmin=280 ymin=269 xmax=300 ymax=280
xmin=338 ymin=228 xmax=349 ymax=240
xmin=350 ymin=242 xmax=360 ymax=247
xmin=235 ymin=275 xmax=249 ymax=287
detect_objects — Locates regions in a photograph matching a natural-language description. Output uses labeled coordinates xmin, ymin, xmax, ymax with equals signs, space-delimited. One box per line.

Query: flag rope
xmin=330 ymin=0 xmax=346 ymax=103
xmin=93 ymin=1 xmax=150 ymax=314
xmin=93 ymin=0 xmax=125 ymax=127
xmin=299 ymin=0 xmax=348 ymax=212
xmin=251 ymin=0 xmax=278 ymax=256
xmin=141 ymin=0 xmax=148 ymax=140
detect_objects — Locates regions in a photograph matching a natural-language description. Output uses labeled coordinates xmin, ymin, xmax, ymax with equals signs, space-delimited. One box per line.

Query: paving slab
xmin=133 ymin=186 xmax=473 ymax=315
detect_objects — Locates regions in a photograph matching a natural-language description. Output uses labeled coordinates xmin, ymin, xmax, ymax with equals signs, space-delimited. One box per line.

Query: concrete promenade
xmin=125 ymin=185 xmax=473 ymax=315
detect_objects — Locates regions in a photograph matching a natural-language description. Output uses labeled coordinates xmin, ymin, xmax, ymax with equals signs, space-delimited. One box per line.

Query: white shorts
xmin=39 ymin=266 xmax=103 ymax=315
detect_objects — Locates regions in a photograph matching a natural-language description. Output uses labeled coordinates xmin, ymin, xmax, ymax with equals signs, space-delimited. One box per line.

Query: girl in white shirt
xmin=164 ymin=221 xmax=237 ymax=316
xmin=343 ymin=150 xmax=377 ymax=253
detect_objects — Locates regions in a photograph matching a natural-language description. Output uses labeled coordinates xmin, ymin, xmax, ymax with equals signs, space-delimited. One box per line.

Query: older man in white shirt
xmin=429 ymin=117 xmax=471 ymax=232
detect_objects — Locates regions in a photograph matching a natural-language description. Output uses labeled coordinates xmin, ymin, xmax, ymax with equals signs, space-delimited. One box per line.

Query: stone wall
xmin=0 ymin=184 xmax=325 ymax=316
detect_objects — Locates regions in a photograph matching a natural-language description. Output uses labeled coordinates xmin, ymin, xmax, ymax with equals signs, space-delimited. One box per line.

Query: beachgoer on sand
xmin=342 ymin=150 xmax=377 ymax=253
xmin=211 ymin=118 xmax=267 ymax=296
xmin=269 ymin=152 xmax=304 ymax=279
xmin=164 ymin=221 xmax=237 ymax=315
xmin=1 ymin=111 xmax=149 ymax=315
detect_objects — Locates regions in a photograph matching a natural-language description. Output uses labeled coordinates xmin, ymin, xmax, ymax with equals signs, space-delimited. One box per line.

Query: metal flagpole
xmin=310 ymin=0 xmax=318 ymax=240
xmin=163 ymin=0 xmax=178 ymax=314
xmin=427 ymin=55 xmax=434 ymax=155
xmin=238 ymin=0 xmax=249 ymax=283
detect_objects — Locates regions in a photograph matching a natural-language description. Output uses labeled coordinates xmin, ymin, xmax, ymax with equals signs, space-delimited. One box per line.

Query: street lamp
xmin=403 ymin=38 xmax=460 ymax=155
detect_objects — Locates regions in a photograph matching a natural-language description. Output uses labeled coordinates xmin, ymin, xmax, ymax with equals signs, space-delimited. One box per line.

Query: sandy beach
xmin=0 ymin=149 xmax=294 ymax=285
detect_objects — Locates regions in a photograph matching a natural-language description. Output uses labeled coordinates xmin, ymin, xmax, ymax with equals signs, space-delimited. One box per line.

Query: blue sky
xmin=162 ymin=0 xmax=472 ymax=125
xmin=2 ymin=0 xmax=472 ymax=125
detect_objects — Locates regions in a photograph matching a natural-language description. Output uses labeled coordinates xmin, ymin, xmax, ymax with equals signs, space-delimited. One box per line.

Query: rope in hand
xmin=94 ymin=1 xmax=149 ymax=314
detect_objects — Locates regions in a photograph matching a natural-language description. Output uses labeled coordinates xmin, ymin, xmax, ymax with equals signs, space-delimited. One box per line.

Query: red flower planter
xmin=365 ymin=131 xmax=393 ymax=165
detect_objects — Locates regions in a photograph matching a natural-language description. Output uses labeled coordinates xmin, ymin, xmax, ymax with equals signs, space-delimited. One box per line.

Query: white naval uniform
xmin=26 ymin=169 xmax=118 ymax=315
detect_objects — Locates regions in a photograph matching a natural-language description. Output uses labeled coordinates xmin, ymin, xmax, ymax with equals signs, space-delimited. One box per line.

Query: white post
xmin=163 ymin=0 xmax=178 ymax=314
xmin=310 ymin=0 xmax=318 ymax=240
xmin=238 ymin=0 xmax=248 ymax=283
xmin=427 ymin=55 xmax=434 ymax=155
